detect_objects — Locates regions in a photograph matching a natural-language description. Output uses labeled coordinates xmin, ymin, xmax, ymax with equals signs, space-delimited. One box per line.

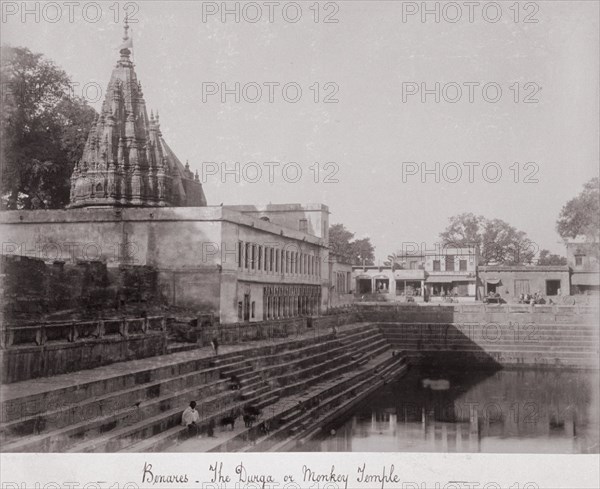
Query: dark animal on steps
xmin=220 ymin=414 xmax=237 ymax=430
xmin=259 ymin=420 xmax=270 ymax=435
xmin=243 ymin=414 xmax=257 ymax=427
xmin=230 ymin=375 xmax=241 ymax=390
xmin=244 ymin=405 xmax=261 ymax=417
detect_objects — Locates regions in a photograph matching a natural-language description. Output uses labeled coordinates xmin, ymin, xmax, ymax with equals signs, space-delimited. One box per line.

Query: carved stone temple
xmin=69 ymin=21 xmax=207 ymax=208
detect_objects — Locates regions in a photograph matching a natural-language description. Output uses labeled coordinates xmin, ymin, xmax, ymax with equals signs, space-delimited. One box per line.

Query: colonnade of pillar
xmin=263 ymin=285 xmax=321 ymax=320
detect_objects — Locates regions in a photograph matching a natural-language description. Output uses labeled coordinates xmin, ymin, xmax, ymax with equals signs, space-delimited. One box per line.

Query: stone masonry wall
xmin=1 ymin=255 xmax=161 ymax=323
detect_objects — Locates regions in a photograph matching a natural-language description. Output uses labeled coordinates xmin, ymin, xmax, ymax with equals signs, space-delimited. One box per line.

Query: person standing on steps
xmin=211 ymin=337 xmax=219 ymax=357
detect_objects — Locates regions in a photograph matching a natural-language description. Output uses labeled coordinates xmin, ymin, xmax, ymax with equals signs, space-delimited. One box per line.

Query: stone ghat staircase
xmin=125 ymin=326 xmax=400 ymax=452
xmin=378 ymin=322 xmax=600 ymax=369
xmin=0 ymin=323 xmax=397 ymax=452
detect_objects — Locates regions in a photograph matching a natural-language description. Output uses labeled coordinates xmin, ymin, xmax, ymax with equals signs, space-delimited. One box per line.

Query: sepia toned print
xmin=0 ymin=1 xmax=598 ymax=488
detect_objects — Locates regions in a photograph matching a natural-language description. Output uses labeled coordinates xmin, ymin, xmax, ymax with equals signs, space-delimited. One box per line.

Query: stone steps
xmin=379 ymin=331 xmax=600 ymax=342
xmin=0 ymin=326 xmax=369 ymax=425
xmin=66 ymin=387 xmax=278 ymax=453
xmin=0 ymin=350 xmax=251 ymax=424
xmin=1 ymin=323 xmax=385 ymax=452
xmin=0 ymin=365 xmax=228 ymax=441
xmin=212 ymin=353 xmax=404 ymax=453
xmin=123 ymin=393 xmax=281 ymax=453
xmin=2 ymin=374 xmax=239 ymax=452
xmin=377 ymin=324 xmax=600 ymax=334
xmin=246 ymin=354 xmax=406 ymax=452
xmin=405 ymin=351 xmax=600 ymax=369
xmin=125 ymin=331 xmax=394 ymax=452
xmin=383 ymin=342 xmax=600 ymax=353
xmin=379 ymin=329 xmax=600 ymax=339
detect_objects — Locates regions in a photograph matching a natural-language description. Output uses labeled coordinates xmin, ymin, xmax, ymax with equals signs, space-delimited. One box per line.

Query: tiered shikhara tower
xmin=69 ymin=21 xmax=207 ymax=208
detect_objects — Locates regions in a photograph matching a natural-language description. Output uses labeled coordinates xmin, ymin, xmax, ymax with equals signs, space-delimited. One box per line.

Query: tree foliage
xmin=329 ymin=223 xmax=375 ymax=265
xmin=439 ymin=213 xmax=536 ymax=265
xmin=1 ymin=45 xmax=97 ymax=209
xmin=556 ymin=178 xmax=600 ymax=241
xmin=537 ymin=249 xmax=567 ymax=266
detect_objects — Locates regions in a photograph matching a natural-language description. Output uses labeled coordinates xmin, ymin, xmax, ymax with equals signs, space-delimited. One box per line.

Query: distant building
xmin=352 ymin=245 xmax=478 ymax=301
xmin=477 ymin=265 xmax=571 ymax=300
xmin=565 ymin=237 xmax=600 ymax=294
xmin=328 ymin=252 xmax=353 ymax=307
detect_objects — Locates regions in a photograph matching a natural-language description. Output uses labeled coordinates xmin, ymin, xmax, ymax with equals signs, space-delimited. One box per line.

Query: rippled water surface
xmin=300 ymin=367 xmax=600 ymax=453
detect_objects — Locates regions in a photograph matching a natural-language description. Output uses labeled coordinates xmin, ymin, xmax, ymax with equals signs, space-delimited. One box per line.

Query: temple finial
xmin=118 ymin=14 xmax=133 ymax=59
xmin=123 ymin=14 xmax=130 ymax=42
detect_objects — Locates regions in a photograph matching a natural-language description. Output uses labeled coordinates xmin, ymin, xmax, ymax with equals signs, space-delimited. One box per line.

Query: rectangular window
xmin=546 ymin=280 xmax=561 ymax=296
xmin=433 ymin=260 xmax=441 ymax=271
xmin=299 ymin=219 xmax=308 ymax=232
xmin=270 ymin=248 xmax=274 ymax=272
xmin=459 ymin=260 xmax=467 ymax=271
xmin=245 ymin=243 xmax=250 ymax=269
xmin=251 ymin=244 xmax=256 ymax=270
xmin=445 ymin=256 xmax=454 ymax=272
xmin=251 ymin=301 xmax=255 ymax=319
xmin=256 ymin=246 xmax=262 ymax=271
xmin=514 ymin=279 xmax=530 ymax=296
xmin=238 ymin=241 xmax=243 ymax=268
xmin=575 ymin=255 xmax=584 ymax=266
xmin=238 ymin=302 xmax=243 ymax=320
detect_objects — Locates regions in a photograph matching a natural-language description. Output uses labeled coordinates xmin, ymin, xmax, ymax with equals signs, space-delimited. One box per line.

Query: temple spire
xmin=69 ymin=22 xmax=207 ymax=209
xmin=118 ymin=15 xmax=133 ymax=64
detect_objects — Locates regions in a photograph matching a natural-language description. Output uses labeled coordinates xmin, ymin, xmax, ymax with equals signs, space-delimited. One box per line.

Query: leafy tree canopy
xmin=329 ymin=223 xmax=375 ymax=265
xmin=439 ymin=213 xmax=536 ymax=265
xmin=1 ymin=45 xmax=97 ymax=209
xmin=537 ymin=249 xmax=567 ymax=266
xmin=556 ymin=177 xmax=600 ymax=241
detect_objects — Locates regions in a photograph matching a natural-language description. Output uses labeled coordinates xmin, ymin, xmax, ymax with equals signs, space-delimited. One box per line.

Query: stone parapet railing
xmin=0 ymin=316 xmax=166 ymax=350
xmin=198 ymin=312 xmax=359 ymax=346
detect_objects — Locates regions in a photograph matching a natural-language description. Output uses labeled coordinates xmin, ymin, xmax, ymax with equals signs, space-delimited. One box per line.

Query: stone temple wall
xmin=1 ymin=255 xmax=161 ymax=323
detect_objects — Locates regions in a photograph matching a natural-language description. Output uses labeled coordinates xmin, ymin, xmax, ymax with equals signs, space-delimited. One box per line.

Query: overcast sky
xmin=3 ymin=1 xmax=598 ymax=260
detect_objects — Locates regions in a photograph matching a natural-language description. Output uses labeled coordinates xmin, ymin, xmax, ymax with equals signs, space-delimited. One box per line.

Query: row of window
xmin=432 ymin=258 xmax=468 ymax=272
xmin=237 ymin=241 xmax=321 ymax=277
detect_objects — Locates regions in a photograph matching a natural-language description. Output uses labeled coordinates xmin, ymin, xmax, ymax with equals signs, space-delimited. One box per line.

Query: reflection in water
xmin=299 ymin=367 xmax=600 ymax=453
